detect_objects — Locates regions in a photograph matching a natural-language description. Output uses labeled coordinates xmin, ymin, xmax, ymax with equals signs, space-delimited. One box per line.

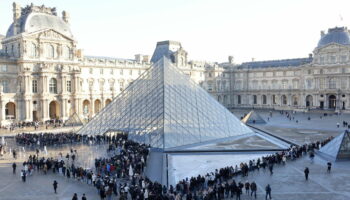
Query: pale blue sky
xmin=1 ymin=0 xmax=349 ymax=63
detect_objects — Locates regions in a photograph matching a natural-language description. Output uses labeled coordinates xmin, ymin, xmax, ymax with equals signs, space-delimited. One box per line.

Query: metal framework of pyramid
xmin=64 ymin=113 xmax=85 ymax=126
xmin=241 ymin=110 xmax=266 ymax=124
xmin=77 ymin=58 xmax=253 ymax=149
xmin=318 ymin=131 xmax=350 ymax=160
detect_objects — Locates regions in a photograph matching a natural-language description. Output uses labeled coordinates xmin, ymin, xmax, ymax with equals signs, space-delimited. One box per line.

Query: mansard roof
xmin=6 ymin=4 xmax=72 ymax=38
xmin=236 ymin=57 xmax=313 ymax=69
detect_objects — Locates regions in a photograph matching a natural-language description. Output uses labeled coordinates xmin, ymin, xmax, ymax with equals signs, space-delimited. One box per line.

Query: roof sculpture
xmin=77 ymin=58 xmax=253 ymax=149
xmin=318 ymin=131 xmax=350 ymax=161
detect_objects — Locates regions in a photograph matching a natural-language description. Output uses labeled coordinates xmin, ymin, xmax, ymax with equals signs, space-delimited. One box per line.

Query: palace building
xmin=0 ymin=3 xmax=349 ymax=125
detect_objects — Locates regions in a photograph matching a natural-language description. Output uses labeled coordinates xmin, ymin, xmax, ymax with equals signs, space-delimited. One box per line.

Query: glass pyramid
xmin=64 ymin=112 xmax=85 ymax=126
xmin=77 ymin=58 xmax=253 ymax=149
xmin=319 ymin=131 xmax=350 ymax=160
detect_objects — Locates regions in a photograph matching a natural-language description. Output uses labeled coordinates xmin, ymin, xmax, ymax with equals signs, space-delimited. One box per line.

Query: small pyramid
xmin=241 ymin=110 xmax=266 ymax=124
xmin=64 ymin=113 xmax=84 ymax=126
xmin=318 ymin=131 xmax=350 ymax=160
xmin=77 ymin=58 xmax=253 ymax=149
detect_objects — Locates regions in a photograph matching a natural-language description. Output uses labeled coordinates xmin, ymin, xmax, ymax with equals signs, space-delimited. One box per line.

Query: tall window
xmin=119 ymin=81 xmax=124 ymax=91
xmin=120 ymin=69 xmax=123 ymax=75
xmin=237 ymin=95 xmax=241 ymax=104
xmin=1 ymin=80 xmax=9 ymax=93
xmin=49 ymin=78 xmax=57 ymax=94
xmin=47 ymin=44 xmax=55 ymax=58
xmin=129 ymin=70 xmax=133 ymax=75
xmin=32 ymin=80 xmax=38 ymax=93
xmin=0 ymin=65 xmax=7 ymax=72
xmin=66 ymin=80 xmax=72 ymax=92
xmin=100 ymin=68 xmax=104 ymax=74
xmin=262 ymin=95 xmax=267 ymax=104
xmin=30 ymin=43 xmax=37 ymax=57
xmin=253 ymin=95 xmax=257 ymax=104
xmin=329 ymin=78 xmax=336 ymax=89
xmin=62 ymin=46 xmax=70 ymax=59
xmin=272 ymin=95 xmax=276 ymax=104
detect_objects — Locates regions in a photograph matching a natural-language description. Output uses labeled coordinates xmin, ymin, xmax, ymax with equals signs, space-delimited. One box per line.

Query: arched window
xmin=47 ymin=44 xmax=55 ymax=58
xmin=49 ymin=78 xmax=57 ymax=94
xmin=30 ymin=43 xmax=37 ymax=57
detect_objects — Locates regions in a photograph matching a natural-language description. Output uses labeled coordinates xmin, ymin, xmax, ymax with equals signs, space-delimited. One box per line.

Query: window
xmin=282 ymin=80 xmax=288 ymax=89
xmin=293 ymin=80 xmax=298 ymax=89
xmin=262 ymin=95 xmax=267 ymax=104
xmin=49 ymin=78 xmax=57 ymax=94
xmin=30 ymin=43 xmax=37 ymax=57
xmin=341 ymin=55 xmax=347 ymax=63
xmin=119 ymin=82 xmax=124 ymax=91
xmin=47 ymin=44 xmax=55 ymax=58
xmin=307 ymin=69 xmax=312 ymax=75
xmin=200 ymin=72 xmax=203 ymax=77
xmin=320 ymin=69 xmax=323 ymax=74
xmin=306 ymin=79 xmax=313 ymax=89
xmin=17 ymin=43 xmax=21 ymax=57
xmin=209 ymin=72 xmax=212 ymax=78
xmin=62 ymin=46 xmax=70 ymax=59
xmin=253 ymin=95 xmax=257 ymax=104
xmin=1 ymin=80 xmax=9 ymax=93
xmin=207 ymin=81 xmax=213 ymax=91
xmin=120 ymin=69 xmax=123 ymax=75
xmin=138 ymin=70 xmax=141 ymax=75
xmin=89 ymin=68 xmax=93 ymax=74
xmin=111 ymin=69 xmax=114 ymax=75
xmin=329 ymin=78 xmax=336 ymax=89
xmin=100 ymin=68 xmax=104 ymax=75
xmin=32 ymin=80 xmax=38 ymax=93
xmin=282 ymin=95 xmax=287 ymax=105
xmin=0 ymin=65 xmax=7 ymax=72
xmin=237 ymin=95 xmax=241 ymax=104
xmin=272 ymin=95 xmax=276 ymax=104
xmin=129 ymin=70 xmax=133 ymax=75
xmin=67 ymin=80 xmax=72 ymax=92
xmin=330 ymin=56 xmax=336 ymax=63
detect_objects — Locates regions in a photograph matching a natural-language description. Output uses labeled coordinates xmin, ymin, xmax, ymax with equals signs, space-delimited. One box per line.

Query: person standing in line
xmin=251 ymin=181 xmax=257 ymax=199
xmin=12 ymin=162 xmax=16 ymax=174
xmin=265 ymin=184 xmax=272 ymax=200
xmin=81 ymin=193 xmax=87 ymax=200
xmin=327 ymin=162 xmax=332 ymax=173
xmin=304 ymin=167 xmax=309 ymax=180
xmin=53 ymin=180 xmax=58 ymax=194
xmin=72 ymin=193 xmax=78 ymax=200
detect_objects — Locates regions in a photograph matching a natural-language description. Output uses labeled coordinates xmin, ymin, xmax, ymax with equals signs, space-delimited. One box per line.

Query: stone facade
xmin=0 ymin=3 xmax=349 ymax=126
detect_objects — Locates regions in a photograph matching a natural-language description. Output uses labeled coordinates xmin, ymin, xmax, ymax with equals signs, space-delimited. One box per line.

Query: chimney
xmin=228 ymin=56 xmax=234 ymax=64
xmin=62 ymin=11 xmax=70 ymax=23
xmin=13 ymin=2 xmax=21 ymax=22
xmin=321 ymin=30 xmax=325 ymax=37
xmin=309 ymin=53 xmax=313 ymax=59
xmin=251 ymin=58 xmax=255 ymax=62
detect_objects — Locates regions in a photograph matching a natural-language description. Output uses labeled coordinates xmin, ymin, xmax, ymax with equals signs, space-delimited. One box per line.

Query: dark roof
xmin=317 ymin=27 xmax=350 ymax=48
xmin=237 ymin=57 xmax=312 ymax=69
xmin=84 ymin=55 xmax=134 ymax=62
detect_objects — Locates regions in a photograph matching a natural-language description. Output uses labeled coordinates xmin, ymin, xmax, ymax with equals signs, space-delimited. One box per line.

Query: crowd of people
xmin=15 ymin=132 xmax=111 ymax=147
xmin=13 ymin=130 xmax=334 ymax=200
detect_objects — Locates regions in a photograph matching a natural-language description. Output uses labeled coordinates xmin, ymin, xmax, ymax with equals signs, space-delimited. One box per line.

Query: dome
xmin=317 ymin=27 xmax=350 ymax=48
xmin=6 ymin=12 xmax=73 ymax=38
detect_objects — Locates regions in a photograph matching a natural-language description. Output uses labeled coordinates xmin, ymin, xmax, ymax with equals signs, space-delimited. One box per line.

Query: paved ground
xmin=0 ymin=163 xmax=100 ymax=200
xmin=232 ymin=155 xmax=350 ymax=200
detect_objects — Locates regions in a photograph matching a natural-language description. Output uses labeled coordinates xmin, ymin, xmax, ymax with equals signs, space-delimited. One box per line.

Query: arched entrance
xmin=49 ymin=101 xmax=60 ymax=119
xmin=5 ymin=102 xmax=16 ymax=120
xmin=94 ymin=99 xmax=101 ymax=114
xmin=329 ymin=95 xmax=336 ymax=109
xmin=105 ymin=99 xmax=112 ymax=106
xmin=306 ymin=95 xmax=313 ymax=107
xmin=82 ymin=100 xmax=90 ymax=115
